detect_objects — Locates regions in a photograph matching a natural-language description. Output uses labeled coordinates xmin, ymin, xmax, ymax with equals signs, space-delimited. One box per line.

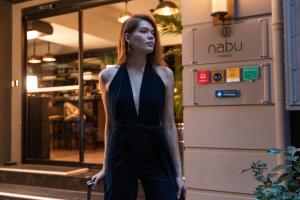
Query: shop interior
xmin=25 ymin=0 xmax=183 ymax=165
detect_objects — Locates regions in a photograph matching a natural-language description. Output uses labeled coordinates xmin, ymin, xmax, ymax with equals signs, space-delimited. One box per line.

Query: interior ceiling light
xmin=42 ymin=42 xmax=56 ymax=62
xmin=28 ymin=40 xmax=42 ymax=64
xmin=118 ymin=0 xmax=132 ymax=23
xmin=27 ymin=20 xmax=53 ymax=40
xmin=153 ymin=0 xmax=179 ymax=16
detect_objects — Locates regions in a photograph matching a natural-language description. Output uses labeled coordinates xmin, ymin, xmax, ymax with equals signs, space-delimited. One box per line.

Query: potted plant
xmin=154 ymin=13 xmax=182 ymax=36
xmin=242 ymin=146 xmax=300 ymax=199
xmin=163 ymin=48 xmax=183 ymax=121
xmin=154 ymin=13 xmax=183 ymax=121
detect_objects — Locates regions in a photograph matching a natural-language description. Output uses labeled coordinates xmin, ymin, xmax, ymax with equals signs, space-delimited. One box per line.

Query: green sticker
xmin=243 ymin=66 xmax=259 ymax=81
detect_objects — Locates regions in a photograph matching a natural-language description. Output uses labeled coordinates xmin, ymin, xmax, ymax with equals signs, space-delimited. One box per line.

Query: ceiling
xmin=28 ymin=0 xmax=181 ymax=55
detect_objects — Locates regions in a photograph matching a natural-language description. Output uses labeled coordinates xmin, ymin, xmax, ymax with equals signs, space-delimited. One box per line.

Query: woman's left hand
xmin=176 ymin=176 xmax=186 ymax=199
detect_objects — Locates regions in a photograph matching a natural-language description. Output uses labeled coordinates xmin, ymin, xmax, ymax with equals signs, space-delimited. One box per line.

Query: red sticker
xmin=197 ymin=70 xmax=210 ymax=84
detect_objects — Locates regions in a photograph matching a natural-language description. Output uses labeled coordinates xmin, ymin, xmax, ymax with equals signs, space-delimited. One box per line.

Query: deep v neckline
xmin=125 ymin=64 xmax=147 ymax=118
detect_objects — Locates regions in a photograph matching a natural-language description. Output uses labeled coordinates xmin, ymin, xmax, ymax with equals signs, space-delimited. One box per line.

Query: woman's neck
xmin=126 ymin=53 xmax=147 ymax=71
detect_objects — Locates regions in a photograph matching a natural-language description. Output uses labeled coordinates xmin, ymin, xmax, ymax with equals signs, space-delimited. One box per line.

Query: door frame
xmin=22 ymin=0 xmax=123 ymax=167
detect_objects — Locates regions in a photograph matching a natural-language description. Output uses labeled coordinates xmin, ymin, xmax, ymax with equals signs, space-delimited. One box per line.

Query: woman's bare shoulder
xmin=154 ymin=66 xmax=174 ymax=86
xmin=99 ymin=65 xmax=120 ymax=83
xmin=98 ymin=65 xmax=120 ymax=90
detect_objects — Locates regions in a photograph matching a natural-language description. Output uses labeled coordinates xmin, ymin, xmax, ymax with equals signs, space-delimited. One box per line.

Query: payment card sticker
xmin=197 ymin=70 xmax=210 ymax=84
xmin=211 ymin=70 xmax=225 ymax=84
xmin=243 ymin=66 xmax=259 ymax=81
xmin=226 ymin=68 xmax=241 ymax=83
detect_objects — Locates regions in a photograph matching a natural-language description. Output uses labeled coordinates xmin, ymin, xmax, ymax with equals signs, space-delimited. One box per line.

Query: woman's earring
xmin=127 ymin=43 xmax=131 ymax=54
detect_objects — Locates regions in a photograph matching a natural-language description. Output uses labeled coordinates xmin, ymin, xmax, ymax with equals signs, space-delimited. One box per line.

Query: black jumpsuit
xmin=104 ymin=63 xmax=177 ymax=200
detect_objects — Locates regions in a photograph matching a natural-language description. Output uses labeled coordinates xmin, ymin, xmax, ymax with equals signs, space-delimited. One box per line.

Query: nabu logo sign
xmin=219 ymin=25 xmax=232 ymax=38
xmin=208 ymin=25 xmax=243 ymax=56
xmin=208 ymin=39 xmax=243 ymax=53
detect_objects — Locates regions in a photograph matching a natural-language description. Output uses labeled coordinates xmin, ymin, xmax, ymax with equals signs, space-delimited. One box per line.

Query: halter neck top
xmin=108 ymin=63 xmax=165 ymax=126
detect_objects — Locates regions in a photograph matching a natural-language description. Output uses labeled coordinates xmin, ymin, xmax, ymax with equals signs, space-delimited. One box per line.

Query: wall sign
xmin=215 ymin=90 xmax=241 ymax=98
xmin=226 ymin=68 xmax=241 ymax=83
xmin=185 ymin=64 xmax=273 ymax=106
xmin=243 ymin=66 xmax=259 ymax=81
xmin=182 ymin=17 xmax=272 ymax=65
xmin=211 ymin=70 xmax=225 ymax=84
xmin=197 ymin=70 xmax=210 ymax=84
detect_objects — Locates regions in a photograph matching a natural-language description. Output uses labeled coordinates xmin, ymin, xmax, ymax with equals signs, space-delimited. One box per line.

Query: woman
xmin=92 ymin=14 xmax=185 ymax=200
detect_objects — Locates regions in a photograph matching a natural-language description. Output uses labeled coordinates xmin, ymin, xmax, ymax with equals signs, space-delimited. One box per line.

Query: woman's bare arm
xmin=92 ymin=68 xmax=114 ymax=184
xmin=159 ymin=66 xmax=184 ymax=199
xmin=99 ymin=70 xmax=112 ymax=170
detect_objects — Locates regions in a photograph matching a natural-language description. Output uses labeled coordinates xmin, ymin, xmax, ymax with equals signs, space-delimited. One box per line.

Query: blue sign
xmin=215 ymin=90 xmax=241 ymax=98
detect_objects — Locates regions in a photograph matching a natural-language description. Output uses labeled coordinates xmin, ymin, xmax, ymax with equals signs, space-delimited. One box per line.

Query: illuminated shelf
xmin=27 ymin=85 xmax=79 ymax=93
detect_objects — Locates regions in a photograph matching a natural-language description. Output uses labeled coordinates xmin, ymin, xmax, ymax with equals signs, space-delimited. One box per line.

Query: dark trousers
xmin=104 ymin=162 xmax=177 ymax=200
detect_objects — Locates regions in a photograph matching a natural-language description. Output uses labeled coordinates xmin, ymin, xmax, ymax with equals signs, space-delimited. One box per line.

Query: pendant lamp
xmin=118 ymin=0 xmax=132 ymax=23
xmin=27 ymin=20 xmax=53 ymax=40
xmin=28 ymin=40 xmax=42 ymax=64
xmin=153 ymin=0 xmax=179 ymax=16
xmin=42 ymin=42 xmax=56 ymax=62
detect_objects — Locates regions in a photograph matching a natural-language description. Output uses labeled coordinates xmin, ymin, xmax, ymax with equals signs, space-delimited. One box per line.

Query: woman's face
xmin=126 ymin=20 xmax=156 ymax=55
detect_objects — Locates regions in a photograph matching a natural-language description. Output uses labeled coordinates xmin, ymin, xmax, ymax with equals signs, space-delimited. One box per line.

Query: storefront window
xmin=24 ymin=0 xmax=182 ymax=165
xmin=26 ymin=12 xmax=81 ymax=163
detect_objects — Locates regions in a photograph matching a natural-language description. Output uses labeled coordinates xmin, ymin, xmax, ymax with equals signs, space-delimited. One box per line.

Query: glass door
xmin=26 ymin=12 xmax=80 ymax=163
xmin=82 ymin=4 xmax=121 ymax=164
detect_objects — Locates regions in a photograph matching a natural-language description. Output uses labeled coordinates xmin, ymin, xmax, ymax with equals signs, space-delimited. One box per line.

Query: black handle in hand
xmin=179 ymin=187 xmax=185 ymax=200
xmin=86 ymin=180 xmax=95 ymax=200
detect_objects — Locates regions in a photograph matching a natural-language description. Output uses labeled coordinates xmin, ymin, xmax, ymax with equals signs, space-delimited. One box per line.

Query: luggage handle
xmin=86 ymin=180 xmax=95 ymax=200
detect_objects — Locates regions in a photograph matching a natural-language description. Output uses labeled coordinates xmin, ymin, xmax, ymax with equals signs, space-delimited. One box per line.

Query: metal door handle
xmin=190 ymin=28 xmax=198 ymax=64
xmin=261 ymin=63 xmax=271 ymax=104
xmin=191 ymin=69 xmax=199 ymax=105
xmin=259 ymin=18 xmax=269 ymax=59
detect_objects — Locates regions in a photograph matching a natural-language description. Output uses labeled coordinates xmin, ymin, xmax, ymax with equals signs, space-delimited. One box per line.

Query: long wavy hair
xmin=116 ymin=14 xmax=165 ymax=67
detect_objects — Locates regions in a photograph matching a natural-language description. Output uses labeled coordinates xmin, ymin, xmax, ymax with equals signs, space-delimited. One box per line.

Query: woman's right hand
xmin=91 ymin=168 xmax=105 ymax=188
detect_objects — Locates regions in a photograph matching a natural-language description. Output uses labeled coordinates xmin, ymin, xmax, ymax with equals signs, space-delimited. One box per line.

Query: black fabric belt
xmin=114 ymin=120 xmax=162 ymax=132
xmin=113 ymin=120 xmax=177 ymax=190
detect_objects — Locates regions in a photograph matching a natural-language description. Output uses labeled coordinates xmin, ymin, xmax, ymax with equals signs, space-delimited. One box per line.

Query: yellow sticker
xmin=226 ymin=68 xmax=240 ymax=83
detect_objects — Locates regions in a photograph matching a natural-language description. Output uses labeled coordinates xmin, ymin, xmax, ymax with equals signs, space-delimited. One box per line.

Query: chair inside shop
xmin=48 ymin=102 xmax=65 ymax=149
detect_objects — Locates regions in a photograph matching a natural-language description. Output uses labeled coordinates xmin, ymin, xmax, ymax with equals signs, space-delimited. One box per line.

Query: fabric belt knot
xmin=113 ymin=120 xmax=162 ymax=133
